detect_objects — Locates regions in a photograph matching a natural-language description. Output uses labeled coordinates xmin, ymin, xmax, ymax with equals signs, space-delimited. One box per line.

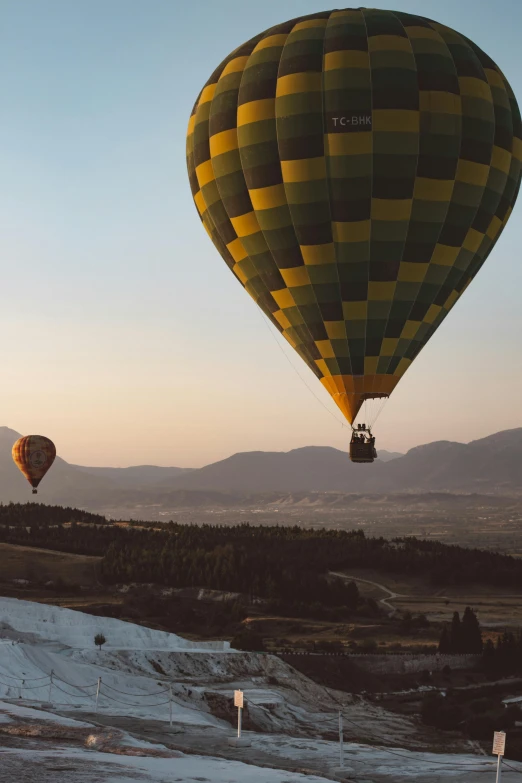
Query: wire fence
xmin=0 ymin=669 xmax=172 ymax=709
xmin=1 ymin=667 xmax=522 ymax=776
xmin=321 ymin=685 xmax=522 ymax=776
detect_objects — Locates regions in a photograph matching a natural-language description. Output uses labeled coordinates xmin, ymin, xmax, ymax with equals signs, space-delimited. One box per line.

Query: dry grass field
xmin=246 ymin=567 xmax=522 ymax=652
xmin=0 ymin=542 xmax=101 ymax=586
xmin=336 ymin=568 xmax=522 ymax=628
xmin=0 ymin=544 xmax=122 ymax=614
xmin=3 ymin=542 xmax=522 ymax=651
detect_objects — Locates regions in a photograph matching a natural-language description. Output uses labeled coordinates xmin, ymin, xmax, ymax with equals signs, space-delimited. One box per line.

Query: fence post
xmin=19 ymin=679 xmax=24 ymax=700
xmin=95 ymin=678 xmax=101 ymax=713
xmin=169 ymin=684 xmax=173 ymax=727
xmin=48 ymin=670 xmax=54 ymax=704
xmin=339 ymin=710 xmax=344 ymax=769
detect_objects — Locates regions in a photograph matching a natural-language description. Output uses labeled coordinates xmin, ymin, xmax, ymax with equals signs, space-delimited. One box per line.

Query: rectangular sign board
xmin=234 ymin=690 xmax=244 ymax=709
xmin=493 ymin=731 xmax=506 ymax=756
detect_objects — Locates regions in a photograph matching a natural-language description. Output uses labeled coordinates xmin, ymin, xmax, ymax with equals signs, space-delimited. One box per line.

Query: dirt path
xmin=330 ymin=572 xmax=405 ymax=615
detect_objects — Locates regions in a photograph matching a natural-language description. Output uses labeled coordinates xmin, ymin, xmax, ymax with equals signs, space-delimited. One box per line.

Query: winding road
xmin=330 ymin=571 xmax=405 ymax=615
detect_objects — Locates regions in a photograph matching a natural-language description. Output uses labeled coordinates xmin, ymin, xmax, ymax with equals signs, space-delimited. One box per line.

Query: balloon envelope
xmin=12 ymin=435 xmax=56 ymax=492
xmin=187 ymin=8 xmax=521 ymax=424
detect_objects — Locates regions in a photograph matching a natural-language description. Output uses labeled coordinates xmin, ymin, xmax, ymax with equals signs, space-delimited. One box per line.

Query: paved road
xmin=330 ymin=572 xmax=405 ymax=615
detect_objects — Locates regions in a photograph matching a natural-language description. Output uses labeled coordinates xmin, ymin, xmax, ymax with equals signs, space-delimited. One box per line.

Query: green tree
xmin=400 ymin=611 xmax=413 ymax=634
xmin=482 ymin=638 xmax=496 ymax=676
xmin=438 ymin=625 xmax=451 ymax=653
xmin=421 ymin=693 xmax=463 ymax=730
xmin=450 ymin=611 xmax=462 ymax=653
xmin=231 ymin=629 xmax=265 ymax=652
xmin=461 ymin=607 xmax=483 ymax=653
xmin=94 ymin=633 xmax=106 ymax=651
xmin=345 ymin=581 xmax=359 ymax=610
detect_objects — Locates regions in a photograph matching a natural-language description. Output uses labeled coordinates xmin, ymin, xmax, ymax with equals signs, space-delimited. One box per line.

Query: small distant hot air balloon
xmin=12 ymin=435 xmax=56 ymax=494
xmin=187 ymin=8 xmax=521 ymax=464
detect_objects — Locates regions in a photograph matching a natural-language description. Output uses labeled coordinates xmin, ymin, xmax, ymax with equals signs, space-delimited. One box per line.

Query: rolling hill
xmin=1 ymin=425 xmax=522 ymax=512
xmin=147 ymin=431 xmax=522 ymax=494
xmin=71 ymin=463 xmax=193 ymax=486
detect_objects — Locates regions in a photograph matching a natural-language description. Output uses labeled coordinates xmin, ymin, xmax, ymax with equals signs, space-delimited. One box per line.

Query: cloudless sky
xmin=1 ymin=0 xmax=522 ymax=467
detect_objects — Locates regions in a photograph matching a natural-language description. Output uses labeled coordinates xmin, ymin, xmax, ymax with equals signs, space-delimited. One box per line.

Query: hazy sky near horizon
xmin=2 ymin=0 xmax=522 ymax=468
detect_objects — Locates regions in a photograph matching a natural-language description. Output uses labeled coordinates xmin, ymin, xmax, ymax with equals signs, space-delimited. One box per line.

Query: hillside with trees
xmin=3 ymin=505 xmax=522 ymax=602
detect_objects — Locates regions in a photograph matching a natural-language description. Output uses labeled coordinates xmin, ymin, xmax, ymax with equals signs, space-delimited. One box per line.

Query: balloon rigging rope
xmin=371 ymin=396 xmax=388 ymax=428
xmin=259 ymin=313 xmax=348 ymax=428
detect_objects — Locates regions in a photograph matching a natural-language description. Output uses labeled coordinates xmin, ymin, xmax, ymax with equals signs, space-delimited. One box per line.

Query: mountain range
xmin=1 ymin=426 xmax=522 ymax=513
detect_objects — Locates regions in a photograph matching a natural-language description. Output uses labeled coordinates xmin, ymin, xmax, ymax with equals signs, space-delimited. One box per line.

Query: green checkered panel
xmin=186 ymin=8 xmax=521 ymax=423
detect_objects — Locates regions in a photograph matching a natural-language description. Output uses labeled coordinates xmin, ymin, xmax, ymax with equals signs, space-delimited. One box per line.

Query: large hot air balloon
xmin=186 ymin=8 xmax=521 ymax=462
xmin=12 ymin=435 xmax=56 ymax=494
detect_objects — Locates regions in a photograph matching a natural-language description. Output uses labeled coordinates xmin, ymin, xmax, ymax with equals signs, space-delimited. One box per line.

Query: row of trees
xmin=4 ymin=507 xmax=522 ymax=592
xmin=101 ymin=538 xmax=361 ymax=617
xmin=438 ymin=609 xmax=483 ymax=654
xmin=5 ymin=508 xmax=522 ymax=616
xmin=483 ymin=631 xmax=522 ymax=676
xmin=0 ymin=502 xmax=105 ymax=527
xmin=0 ymin=520 xmax=119 ymax=557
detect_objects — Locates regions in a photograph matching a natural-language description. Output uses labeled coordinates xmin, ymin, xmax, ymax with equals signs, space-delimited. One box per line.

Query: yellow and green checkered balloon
xmin=187 ymin=9 xmax=521 ymax=425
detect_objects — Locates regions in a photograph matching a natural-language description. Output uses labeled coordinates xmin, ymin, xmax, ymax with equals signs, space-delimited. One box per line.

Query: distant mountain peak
xmin=405 ymin=440 xmax=464 ymax=455
xmin=0 ymin=426 xmax=521 ymax=509
xmin=0 ymin=426 xmax=21 ymax=441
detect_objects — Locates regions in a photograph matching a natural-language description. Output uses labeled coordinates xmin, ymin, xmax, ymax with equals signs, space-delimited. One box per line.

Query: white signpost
xmin=227 ymin=689 xmax=251 ymax=747
xmin=234 ymin=689 xmax=244 ymax=737
xmin=493 ymin=731 xmax=506 ymax=783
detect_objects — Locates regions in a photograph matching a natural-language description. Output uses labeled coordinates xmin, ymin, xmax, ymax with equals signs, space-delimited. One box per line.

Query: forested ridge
xmin=0 ymin=502 xmax=105 ymax=527
xmin=2 ymin=503 xmax=522 ymax=601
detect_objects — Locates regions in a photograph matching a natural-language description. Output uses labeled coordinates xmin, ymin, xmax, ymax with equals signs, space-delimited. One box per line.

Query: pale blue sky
xmin=1 ymin=0 xmax=521 ymax=466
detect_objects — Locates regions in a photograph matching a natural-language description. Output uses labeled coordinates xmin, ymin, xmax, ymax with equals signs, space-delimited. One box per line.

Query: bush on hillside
xmin=231 ymin=629 xmax=265 ymax=652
